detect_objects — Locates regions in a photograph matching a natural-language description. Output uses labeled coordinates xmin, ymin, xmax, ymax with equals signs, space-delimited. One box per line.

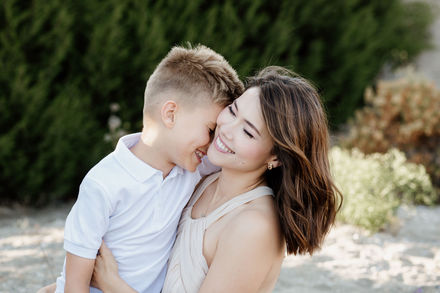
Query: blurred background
xmin=1 ymin=0 xmax=439 ymax=292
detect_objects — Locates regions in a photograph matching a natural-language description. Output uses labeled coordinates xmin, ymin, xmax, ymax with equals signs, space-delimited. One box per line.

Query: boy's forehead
xmin=203 ymin=102 xmax=224 ymax=115
xmin=189 ymin=102 xmax=223 ymax=122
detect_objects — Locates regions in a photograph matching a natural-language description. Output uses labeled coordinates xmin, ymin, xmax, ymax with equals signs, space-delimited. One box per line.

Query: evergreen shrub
xmin=331 ymin=147 xmax=436 ymax=232
xmin=0 ymin=0 xmax=110 ymax=205
xmin=0 ymin=0 xmax=433 ymax=205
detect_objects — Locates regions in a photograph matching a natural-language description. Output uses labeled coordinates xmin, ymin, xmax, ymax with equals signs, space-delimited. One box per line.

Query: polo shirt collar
xmin=114 ymin=133 xmax=184 ymax=182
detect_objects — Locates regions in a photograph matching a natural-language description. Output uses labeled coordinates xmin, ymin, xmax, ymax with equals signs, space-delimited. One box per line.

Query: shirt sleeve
xmin=63 ymin=176 xmax=112 ymax=259
xmin=197 ymin=156 xmax=221 ymax=176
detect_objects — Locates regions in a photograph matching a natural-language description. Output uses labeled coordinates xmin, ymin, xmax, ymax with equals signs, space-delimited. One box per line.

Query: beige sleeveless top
xmin=162 ymin=172 xmax=274 ymax=293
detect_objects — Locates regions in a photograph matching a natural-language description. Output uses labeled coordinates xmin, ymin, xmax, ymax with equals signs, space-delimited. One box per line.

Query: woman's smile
xmin=213 ymin=135 xmax=235 ymax=154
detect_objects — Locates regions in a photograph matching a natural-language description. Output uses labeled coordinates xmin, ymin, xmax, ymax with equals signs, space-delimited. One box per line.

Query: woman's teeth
xmin=216 ymin=137 xmax=234 ymax=154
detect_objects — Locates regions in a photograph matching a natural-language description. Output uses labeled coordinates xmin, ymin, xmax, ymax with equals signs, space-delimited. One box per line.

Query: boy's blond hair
xmin=143 ymin=44 xmax=244 ymax=116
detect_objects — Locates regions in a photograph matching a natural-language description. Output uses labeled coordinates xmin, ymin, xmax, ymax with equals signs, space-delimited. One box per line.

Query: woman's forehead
xmin=235 ymin=88 xmax=269 ymax=135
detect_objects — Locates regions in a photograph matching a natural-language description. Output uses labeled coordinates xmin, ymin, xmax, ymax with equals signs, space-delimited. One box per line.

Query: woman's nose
xmin=219 ymin=122 xmax=234 ymax=140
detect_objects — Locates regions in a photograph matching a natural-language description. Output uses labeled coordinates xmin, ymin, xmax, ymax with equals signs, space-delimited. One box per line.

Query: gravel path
xmin=273 ymin=206 xmax=440 ymax=293
xmin=0 ymin=204 xmax=69 ymax=292
xmin=0 ymin=203 xmax=439 ymax=293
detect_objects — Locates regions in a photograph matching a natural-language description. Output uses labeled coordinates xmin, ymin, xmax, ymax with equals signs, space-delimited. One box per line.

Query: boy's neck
xmin=130 ymin=129 xmax=175 ymax=178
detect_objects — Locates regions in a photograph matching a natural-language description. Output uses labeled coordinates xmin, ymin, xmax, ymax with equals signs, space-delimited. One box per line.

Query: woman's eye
xmin=228 ymin=105 xmax=236 ymax=117
xmin=244 ymin=129 xmax=254 ymax=138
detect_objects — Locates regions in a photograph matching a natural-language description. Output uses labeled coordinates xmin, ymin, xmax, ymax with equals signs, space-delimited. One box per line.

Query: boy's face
xmin=170 ymin=102 xmax=223 ymax=172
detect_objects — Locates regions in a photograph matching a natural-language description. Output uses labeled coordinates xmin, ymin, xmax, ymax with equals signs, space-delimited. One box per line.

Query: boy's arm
xmin=62 ymin=176 xmax=113 ymax=291
xmin=65 ymin=252 xmax=95 ymax=293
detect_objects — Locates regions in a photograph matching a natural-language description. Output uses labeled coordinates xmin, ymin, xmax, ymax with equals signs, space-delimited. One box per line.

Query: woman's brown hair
xmin=247 ymin=66 xmax=342 ymax=255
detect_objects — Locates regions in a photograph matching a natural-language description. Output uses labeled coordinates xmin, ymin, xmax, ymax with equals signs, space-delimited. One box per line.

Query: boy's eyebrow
xmin=233 ymin=101 xmax=261 ymax=136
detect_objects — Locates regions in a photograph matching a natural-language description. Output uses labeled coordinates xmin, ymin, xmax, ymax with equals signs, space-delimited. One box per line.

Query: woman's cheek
xmin=216 ymin=108 xmax=228 ymax=124
xmin=237 ymin=140 xmax=263 ymax=160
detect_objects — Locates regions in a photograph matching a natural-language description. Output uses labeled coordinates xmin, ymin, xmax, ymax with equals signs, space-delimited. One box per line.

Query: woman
xmin=90 ymin=66 xmax=342 ymax=293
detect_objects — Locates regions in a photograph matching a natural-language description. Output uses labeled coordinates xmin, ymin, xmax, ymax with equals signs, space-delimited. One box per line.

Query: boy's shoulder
xmin=84 ymin=133 xmax=140 ymax=185
xmin=85 ymin=151 xmax=120 ymax=183
xmin=78 ymin=152 xmax=124 ymax=202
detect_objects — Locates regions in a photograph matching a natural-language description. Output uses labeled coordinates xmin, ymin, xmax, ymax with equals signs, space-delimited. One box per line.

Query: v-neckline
xmin=189 ymin=173 xmax=270 ymax=221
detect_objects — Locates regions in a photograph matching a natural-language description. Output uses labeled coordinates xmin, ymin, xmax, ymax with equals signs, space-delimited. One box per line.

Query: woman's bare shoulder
xmin=221 ymin=197 xmax=283 ymax=252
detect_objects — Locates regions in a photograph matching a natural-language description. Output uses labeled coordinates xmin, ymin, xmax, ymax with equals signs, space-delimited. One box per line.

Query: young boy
xmin=50 ymin=45 xmax=244 ymax=293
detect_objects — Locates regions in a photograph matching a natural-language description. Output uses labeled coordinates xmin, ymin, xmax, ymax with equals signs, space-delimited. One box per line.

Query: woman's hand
xmin=91 ymin=241 xmax=120 ymax=291
xmin=36 ymin=283 xmax=56 ymax=293
xmin=90 ymin=241 xmax=138 ymax=293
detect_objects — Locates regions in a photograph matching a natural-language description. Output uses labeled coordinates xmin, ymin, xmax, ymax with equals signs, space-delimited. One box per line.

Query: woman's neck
xmin=213 ymin=168 xmax=266 ymax=202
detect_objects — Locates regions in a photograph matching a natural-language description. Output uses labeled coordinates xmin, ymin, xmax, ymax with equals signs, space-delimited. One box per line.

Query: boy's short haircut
xmin=143 ymin=44 xmax=244 ymax=116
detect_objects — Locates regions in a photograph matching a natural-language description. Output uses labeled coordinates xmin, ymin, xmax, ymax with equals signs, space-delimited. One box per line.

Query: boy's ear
xmin=160 ymin=100 xmax=178 ymax=128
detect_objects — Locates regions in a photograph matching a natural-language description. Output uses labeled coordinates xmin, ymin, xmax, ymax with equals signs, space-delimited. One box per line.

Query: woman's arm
xmin=91 ymin=242 xmax=138 ymax=293
xmin=199 ymin=210 xmax=283 ymax=293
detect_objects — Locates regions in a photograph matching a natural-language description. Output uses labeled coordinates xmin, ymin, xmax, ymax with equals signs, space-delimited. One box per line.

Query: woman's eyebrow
xmin=233 ymin=100 xmax=261 ymax=136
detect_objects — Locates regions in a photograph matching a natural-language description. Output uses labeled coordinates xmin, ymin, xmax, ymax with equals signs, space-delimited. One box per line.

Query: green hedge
xmin=0 ymin=0 xmax=433 ymax=205
xmin=331 ymin=147 xmax=436 ymax=232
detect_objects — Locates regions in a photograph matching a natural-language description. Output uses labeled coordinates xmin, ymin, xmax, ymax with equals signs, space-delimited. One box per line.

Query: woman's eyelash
xmin=244 ymin=129 xmax=254 ymax=138
xmin=228 ymin=105 xmax=254 ymax=138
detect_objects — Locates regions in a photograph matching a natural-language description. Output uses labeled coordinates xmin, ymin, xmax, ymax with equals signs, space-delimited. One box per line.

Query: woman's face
xmin=207 ymin=87 xmax=277 ymax=173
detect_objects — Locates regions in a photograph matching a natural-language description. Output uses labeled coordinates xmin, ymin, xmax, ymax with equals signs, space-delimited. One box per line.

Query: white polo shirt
xmin=55 ymin=133 xmax=218 ymax=293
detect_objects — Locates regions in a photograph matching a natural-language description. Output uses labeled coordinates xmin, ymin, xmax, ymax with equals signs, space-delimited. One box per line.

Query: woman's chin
xmin=207 ymin=149 xmax=224 ymax=168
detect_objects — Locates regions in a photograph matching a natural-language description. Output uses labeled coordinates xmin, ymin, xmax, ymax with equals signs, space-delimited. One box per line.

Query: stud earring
xmin=268 ymin=163 xmax=273 ymax=170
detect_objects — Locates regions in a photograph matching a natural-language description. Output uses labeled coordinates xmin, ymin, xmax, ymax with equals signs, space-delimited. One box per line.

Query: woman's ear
xmin=268 ymin=155 xmax=282 ymax=169
xmin=160 ymin=100 xmax=178 ymax=128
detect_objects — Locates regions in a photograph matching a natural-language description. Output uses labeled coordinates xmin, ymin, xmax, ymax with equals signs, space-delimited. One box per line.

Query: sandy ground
xmin=0 ymin=203 xmax=439 ymax=293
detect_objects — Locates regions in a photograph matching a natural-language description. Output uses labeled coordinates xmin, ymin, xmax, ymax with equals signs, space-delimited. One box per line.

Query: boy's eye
xmin=209 ymin=128 xmax=215 ymax=140
xmin=244 ymin=129 xmax=254 ymax=139
xmin=228 ymin=105 xmax=236 ymax=117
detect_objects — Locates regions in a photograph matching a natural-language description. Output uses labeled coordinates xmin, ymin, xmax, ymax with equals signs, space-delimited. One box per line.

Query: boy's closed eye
xmin=209 ymin=127 xmax=215 ymax=141
xmin=228 ymin=105 xmax=236 ymax=117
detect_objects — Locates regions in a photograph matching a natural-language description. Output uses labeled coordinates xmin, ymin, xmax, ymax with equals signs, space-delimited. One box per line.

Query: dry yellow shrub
xmin=344 ymin=73 xmax=440 ymax=196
